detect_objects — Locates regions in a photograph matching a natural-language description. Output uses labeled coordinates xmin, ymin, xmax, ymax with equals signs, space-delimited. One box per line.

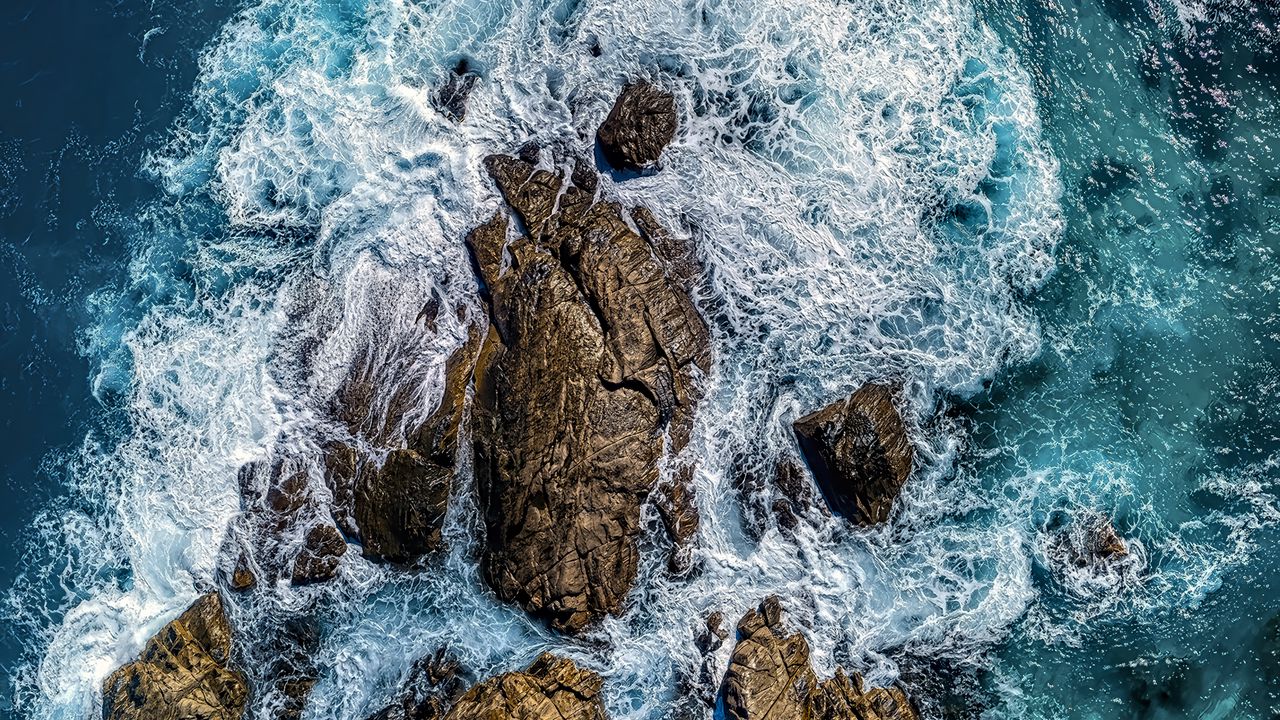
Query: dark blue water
xmin=3 ymin=1 xmax=1279 ymax=719
xmin=0 ymin=0 xmax=236 ymax=712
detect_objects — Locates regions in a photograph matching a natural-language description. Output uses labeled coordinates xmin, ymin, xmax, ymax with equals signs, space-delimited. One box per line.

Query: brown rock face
xmin=722 ymin=598 xmax=919 ymax=720
xmin=596 ymin=82 xmax=678 ymax=171
xmin=365 ymin=650 xmax=471 ymax=720
xmin=443 ymin=653 xmax=606 ymax=720
xmin=468 ymin=151 xmax=710 ymax=633
xmin=336 ymin=327 xmax=483 ymax=564
xmin=792 ymin=384 xmax=914 ymax=526
xmin=292 ymin=522 xmax=348 ymax=585
xmin=102 ymin=593 xmax=248 ymax=720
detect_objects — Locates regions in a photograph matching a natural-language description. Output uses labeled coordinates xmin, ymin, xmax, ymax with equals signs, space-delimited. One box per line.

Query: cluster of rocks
xmin=100 ymin=76 xmax=1012 ymax=720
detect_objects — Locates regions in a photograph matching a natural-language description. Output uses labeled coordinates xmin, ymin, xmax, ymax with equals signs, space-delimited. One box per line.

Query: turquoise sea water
xmin=1 ymin=0 xmax=1278 ymax=718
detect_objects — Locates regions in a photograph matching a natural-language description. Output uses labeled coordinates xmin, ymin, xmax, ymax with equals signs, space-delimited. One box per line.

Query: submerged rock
xmin=291 ymin=522 xmax=347 ymax=585
xmin=468 ymin=151 xmax=710 ymax=633
xmin=223 ymin=457 xmax=348 ymax=590
xmin=365 ymin=650 xmax=471 ymax=720
xmin=335 ymin=326 xmax=483 ymax=564
xmin=596 ymin=82 xmax=678 ymax=170
xmin=1086 ymin=517 xmax=1129 ymax=561
xmin=792 ymin=384 xmax=914 ymax=525
xmin=443 ymin=653 xmax=606 ymax=720
xmin=102 ymin=592 xmax=248 ymax=720
xmin=432 ymin=59 xmax=480 ymax=123
xmin=722 ymin=598 xmax=919 ymax=720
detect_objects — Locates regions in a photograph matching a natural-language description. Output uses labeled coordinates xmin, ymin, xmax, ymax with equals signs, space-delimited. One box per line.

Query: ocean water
xmin=1 ymin=0 xmax=1276 ymax=719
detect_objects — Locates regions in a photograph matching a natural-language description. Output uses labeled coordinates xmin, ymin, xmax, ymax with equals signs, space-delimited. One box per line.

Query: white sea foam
xmin=18 ymin=0 xmax=1073 ymax=717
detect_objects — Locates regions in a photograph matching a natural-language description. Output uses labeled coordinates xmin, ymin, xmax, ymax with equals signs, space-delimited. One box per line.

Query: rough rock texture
xmin=292 ymin=522 xmax=347 ymax=585
xmin=596 ymin=82 xmax=677 ymax=170
xmin=722 ymin=598 xmax=919 ymax=720
xmin=733 ymin=454 xmax=823 ymax=538
xmin=332 ymin=326 xmax=483 ymax=564
xmin=443 ymin=653 xmax=606 ymax=720
xmin=223 ymin=457 xmax=347 ymax=589
xmin=432 ymin=59 xmax=480 ymax=123
xmin=1086 ymin=517 xmax=1129 ymax=561
xmin=468 ymin=151 xmax=710 ymax=633
xmin=365 ymin=651 xmax=471 ymax=720
xmin=102 ymin=593 xmax=248 ymax=720
xmin=792 ymin=384 xmax=914 ymax=526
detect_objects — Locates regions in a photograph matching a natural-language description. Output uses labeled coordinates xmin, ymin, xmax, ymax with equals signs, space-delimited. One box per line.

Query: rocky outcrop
xmin=328 ymin=325 xmax=483 ymax=565
xmin=365 ymin=651 xmax=471 ymax=720
xmin=432 ymin=59 xmax=479 ymax=123
xmin=223 ymin=457 xmax=347 ymax=589
xmin=792 ymin=384 xmax=913 ymax=526
xmin=102 ymin=592 xmax=248 ymax=720
xmin=443 ymin=653 xmax=606 ymax=720
xmin=468 ymin=149 xmax=710 ymax=633
xmin=597 ymin=82 xmax=678 ymax=171
xmin=722 ymin=598 xmax=918 ymax=720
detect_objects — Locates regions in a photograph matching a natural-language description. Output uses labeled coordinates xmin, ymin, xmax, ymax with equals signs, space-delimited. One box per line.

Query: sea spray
xmin=17 ymin=0 xmax=1066 ymax=717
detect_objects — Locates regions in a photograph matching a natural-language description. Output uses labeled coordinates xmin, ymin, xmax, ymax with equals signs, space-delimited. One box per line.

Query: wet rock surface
xmin=432 ymin=59 xmax=480 ymax=123
xmin=331 ymin=324 xmax=483 ymax=564
xmin=793 ymin=384 xmax=914 ymax=526
xmin=596 ymin=82 xmax=678 ymax=170
xmin=365 ymin=650 xmax=471 ymax=720
xmin=102 ymin=592 xmax=248 ymax=720
xmin=442 ymin=653 xmax=607 ymax=720
xmin=722 ymin=598 xmax=919 ymax=720
xmin=469 ymin=150 xmax=710 ymax=633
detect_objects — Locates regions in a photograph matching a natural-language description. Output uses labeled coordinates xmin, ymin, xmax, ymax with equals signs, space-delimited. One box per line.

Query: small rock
xmin=291 ymin=522 xmax=347 ymax=585
xmin=793 ymin=384 xmax=914 ymax=525
xmin=1087 ymin=517 xmax=1129 ymax=560
xmin=431 ymin=59 xmax=479 ymax=123
xmin=102 ymin=593 xmax=248 ymax=720
xmin=596 ymin=82 xmax=678 ymax=171
xmin=443 ymin=653 xmax=607 ymax=720
xmin=229 ymin=551 xmax=257 ymax=592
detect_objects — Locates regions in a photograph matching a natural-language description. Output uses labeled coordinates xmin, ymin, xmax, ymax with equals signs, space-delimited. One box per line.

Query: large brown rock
xmin=443 ymin=653 xmax=606 ymax=720
xmin=102 ymin=593 xmax=248 ymax=720
xmin=469 ymin=151 xmax=710 ymax=633
xmin=722 ymin=598 xmax=919 ymax=720
xmin=597 ymin=82 xmax=678 ymax=170
xmin=792 ymin=384 xmax=914 ymax=526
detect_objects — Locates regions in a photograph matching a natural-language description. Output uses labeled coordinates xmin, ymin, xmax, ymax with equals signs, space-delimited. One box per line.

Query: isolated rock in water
xmin=597 ymin=82 xmax=678 ymax=170
xmin=432 ymin=59 xmax=480 ymax=123
xmin=722 ymin=597 xmax=919 ymax=720
xmin=793 ymin=384 xmax=914 ymax=525
xmin=102 ymin=592 xmax=248 ymax=720
xmin=443 ymin=653 xmax=606 ymax=720
xmin=470 ymin=152 xmax=710 ymax=633
xmin=1086 ymin=517 xmax=1129 ymax=561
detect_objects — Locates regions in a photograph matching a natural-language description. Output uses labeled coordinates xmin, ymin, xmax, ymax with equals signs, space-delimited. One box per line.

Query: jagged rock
xmin=102 ymin=592 xmax=248 ymax=720
xmin=432 ymin=59 xmax=480 ymax=123
xmin=443 ymin=653 xmax=606 ymax=720
xmin=468 ymin=152 xmax=709 ymax=633
xmin=291 ymin=522 xmax=347 ymax=585
xmin=1086 ymin=517 xmax=1128 ymax=561
xmin=732 ymin=455 xmax=822 ymax=539
xmin=597 ymin=82 xmax=678 ymax=170
xmin=722 ymin=598 xmax=919 ymax=720
xmin=229 ymin=551 xmax=257 ymax=592
xmin=344 ymin=328 xmax=483 ymax=564
xmin=365 ymin=650 xmax=471 ymax=720
xmin=792 ymin=384 xmax=914 ymax=526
